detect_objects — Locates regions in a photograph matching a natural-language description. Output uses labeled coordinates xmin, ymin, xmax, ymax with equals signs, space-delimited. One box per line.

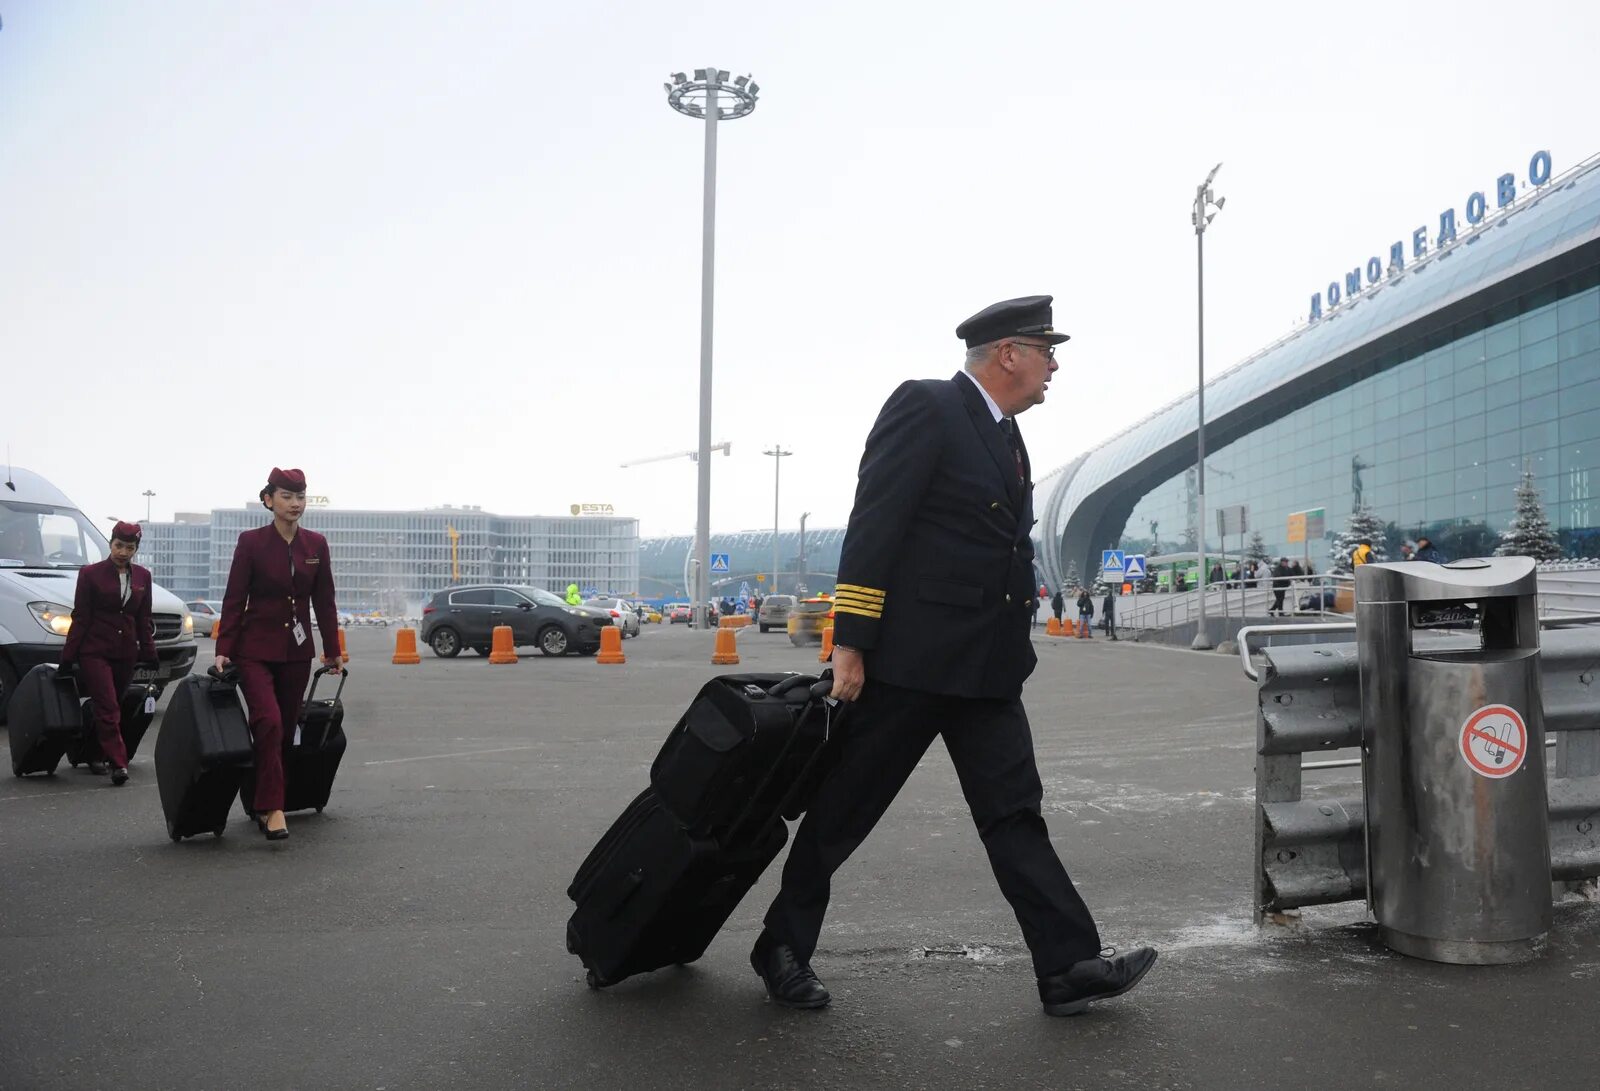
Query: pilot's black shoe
xmin=1038 ymin=946 xmax=1158 ymax=1016
xmin=750 ymin=931 xmax=831 ymax=1009
xmin=110 ymin=767 xmax=129 ymax=786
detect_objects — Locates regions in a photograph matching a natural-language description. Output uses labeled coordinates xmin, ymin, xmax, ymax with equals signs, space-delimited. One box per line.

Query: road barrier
xmin=711 ymin=626 xmax=740 ymax=666
xmin=818 ymin=625 xmax=834 ymax=663
xmin=338 ymin=628 xmax=349 ymax=664
xmin=488 ymin=625 xmax=518 ymax=664
xmin=1045 ymin=616 xmax=1062 ymax=636
xmin=1244 ymin=622 xmax=1600 ymax=922
xmin=596 ymin=626 xmax=625 ymax=665
xmin=392 ymin=628 xmax=421 ymax=665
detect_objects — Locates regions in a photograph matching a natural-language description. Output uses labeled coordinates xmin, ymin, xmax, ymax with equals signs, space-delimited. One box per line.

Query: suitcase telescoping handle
xmin=723 ymin=670 xmax=842 ymax=847
xmin=306 ymin=665 xmax=348 ymax=705
xmin=207 ymin=664 xmax=241 ymax=686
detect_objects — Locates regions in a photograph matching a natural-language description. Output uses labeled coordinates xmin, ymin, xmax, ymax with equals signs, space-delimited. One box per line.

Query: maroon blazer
xmin=216 ymin=524 xmax=340 ymax=663
xmin=60 ymin=559 xmax=157 ymax=665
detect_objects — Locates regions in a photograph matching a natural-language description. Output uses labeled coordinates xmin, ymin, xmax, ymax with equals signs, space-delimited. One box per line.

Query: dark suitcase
xmin=8 ymin=664 xmax=82 ymax=777
xmin=154 ymin=667 xmax=253 ymax=841
xmin=566 ymin=673 xmax=841 ymax=988
xmin=649 ymin=672 xmax=839 ymax=841
xmin=238 ymin=667 xmax=348 ymax=816
xmin=68 ymin=682 xmax=159 ymax=768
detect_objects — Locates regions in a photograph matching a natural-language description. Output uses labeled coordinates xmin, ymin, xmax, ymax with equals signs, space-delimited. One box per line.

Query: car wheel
xmin=430 ymin=627 xmax=462 ymax=658
xmin=537 ymin=625 xmax=569 ymax=657
xmin=789 ymin=633 xmax=805 ymax=647
xmin=759 ymin=624 xmax=769 ymax=633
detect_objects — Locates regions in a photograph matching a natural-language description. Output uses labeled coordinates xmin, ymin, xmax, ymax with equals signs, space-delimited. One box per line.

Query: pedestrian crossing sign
xmin=1100 ymin=550 xmax=1125 ymax=578
xmin=1123 ymin=554 xmax=1147 ymax=580
xmin=710 ymin=553 xmax=730 ymax=573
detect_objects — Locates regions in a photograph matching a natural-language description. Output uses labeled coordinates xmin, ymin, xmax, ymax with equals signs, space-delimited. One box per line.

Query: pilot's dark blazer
xmin=60 ymin=558 xmax=156 ymax=665
xmin=216 ymin=524 xmax=339 ymax=663
xmin=832 ymin=372 xmax=1038 ymax=700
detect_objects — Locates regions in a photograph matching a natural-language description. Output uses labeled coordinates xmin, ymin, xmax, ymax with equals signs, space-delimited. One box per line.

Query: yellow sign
xmin=1286 ymin=511 xmax=1307 ymax=544
xmin=571 ymin=503 xmax=616 ymax=516
xmin=756 ymin=574 xmax=766 ymax=583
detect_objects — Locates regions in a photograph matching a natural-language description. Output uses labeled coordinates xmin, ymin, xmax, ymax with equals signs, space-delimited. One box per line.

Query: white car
xmin=586 ymin=596 xmax=641 ymax=637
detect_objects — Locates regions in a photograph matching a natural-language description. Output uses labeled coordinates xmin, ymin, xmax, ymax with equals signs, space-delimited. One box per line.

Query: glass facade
xmin=639 ymin=527 xmax=846 ymax=600
xmin=1119 ymin=271 xmax=1600 ymax=566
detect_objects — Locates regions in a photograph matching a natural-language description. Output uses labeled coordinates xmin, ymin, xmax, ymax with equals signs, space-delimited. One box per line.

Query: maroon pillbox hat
xmin=267 ymin=467 xmax=307 ymax=492
xmin=111 ymin=520 xmax=142 ymax=543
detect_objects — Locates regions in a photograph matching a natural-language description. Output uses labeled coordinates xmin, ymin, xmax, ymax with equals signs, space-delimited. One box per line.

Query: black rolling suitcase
xmin=238 ymin=667 xmax=348 ymax=816
xmin=68 ymin=682 xmax=159 ymax=769
xmin=7 ymin=664 xmax=82 ymax=777
xmin=154 ymin=666 xmax=253 ymax=841
xmin=566 ymin=672 xmax=841 ymax=988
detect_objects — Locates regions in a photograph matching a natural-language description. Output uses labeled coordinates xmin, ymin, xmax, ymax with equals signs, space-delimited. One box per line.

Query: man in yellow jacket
xmin=1351 ymin=539 xmax=1373 ymax=567
xmin=565 ymin=583 xmax=582 ymax=605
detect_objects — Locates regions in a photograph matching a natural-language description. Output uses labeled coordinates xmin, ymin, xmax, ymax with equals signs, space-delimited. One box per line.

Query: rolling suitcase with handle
xmin=68 ymin=682 xmax=159 ymax=769
xmin=566 ymin=671 xmax=841 ymax=988
xmin=154 ymin=666 xmax=253 ymax=840
xmin=8 ymin=664 xmax=82 ymax=777
xmin=238 ymin=666 xmax=348 ymax=816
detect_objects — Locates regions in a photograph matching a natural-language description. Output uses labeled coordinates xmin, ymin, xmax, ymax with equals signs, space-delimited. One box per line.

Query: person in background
xmin=1051 ymin=586 xmax=1065 ymax=626
xmin=1399 ymin=542 xmax=1416 ymax=562
xmin=1101 ymin=588 xmax=1117 ymax=641
xmin=1414 ymin=536 xmax=1446 ymax=563
xmin=1270 ymin=558 xmax=1290 ymax=616
xmin=1075 ymin=586 xmax=1094 ymax=638
xmin=565 ymin=583 xmax=583 ymax=606
xmin=57 ymin=521 xmax=157 ymax=785
xmin=215 ymin=467 xmax=341 ymax=842
xmin=1351 ymin=539 xmax=1373 ymax=567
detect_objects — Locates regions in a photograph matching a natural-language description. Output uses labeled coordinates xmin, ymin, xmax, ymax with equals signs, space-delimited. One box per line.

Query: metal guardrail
xmin=1249 ymin=625 xmax=1600 ymax=921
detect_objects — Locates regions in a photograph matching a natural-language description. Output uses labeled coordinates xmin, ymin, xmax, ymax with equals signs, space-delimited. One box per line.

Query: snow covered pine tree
xmin=1494 ymin=468 xmax=1563 ymax=561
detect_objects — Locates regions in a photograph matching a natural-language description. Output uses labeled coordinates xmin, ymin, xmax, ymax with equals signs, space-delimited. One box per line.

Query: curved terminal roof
xmin=1036 ymin=151 xmax=1600 ymax=589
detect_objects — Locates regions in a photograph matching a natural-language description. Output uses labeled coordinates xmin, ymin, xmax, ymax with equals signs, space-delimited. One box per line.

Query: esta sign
xmin=570 ymin=503 xmax=616 ymax=516
xmin=1308 ymin=150 xmax=1554 ymax=323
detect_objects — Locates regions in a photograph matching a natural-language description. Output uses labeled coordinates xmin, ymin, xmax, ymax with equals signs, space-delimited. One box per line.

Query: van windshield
xmin=0 ymin=501 xmax=110 ymax=568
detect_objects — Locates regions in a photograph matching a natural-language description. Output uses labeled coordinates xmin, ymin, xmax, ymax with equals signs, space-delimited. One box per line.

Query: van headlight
xmin=28 ymin=601 xmax=74 ymax=637
xmin=183 ymin=614 xmax=195 ymax=633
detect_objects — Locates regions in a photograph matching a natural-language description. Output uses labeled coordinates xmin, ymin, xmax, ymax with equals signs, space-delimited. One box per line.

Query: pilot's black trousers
xmin=763 ymin=679 xmax=1103 ymax=979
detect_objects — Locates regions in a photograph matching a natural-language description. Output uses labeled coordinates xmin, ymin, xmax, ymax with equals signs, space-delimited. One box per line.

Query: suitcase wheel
xmin=214 ymin=826 xmax=226 ymax=837
xmin=316 ymin=806 xmax=324 ymax=814
xmin=585 ymin=970 xmax=601 ymax=990
xmin=167 ymin=822 xmax=181 ymax=842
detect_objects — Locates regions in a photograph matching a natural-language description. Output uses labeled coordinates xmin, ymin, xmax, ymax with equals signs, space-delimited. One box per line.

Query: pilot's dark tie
xmin=999 ymin=417 xmax=1024 ymax=484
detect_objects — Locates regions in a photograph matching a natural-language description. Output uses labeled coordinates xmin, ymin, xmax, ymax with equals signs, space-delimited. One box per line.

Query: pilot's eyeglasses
xmin=1009 ymin=341 xmax=1056 ymax=361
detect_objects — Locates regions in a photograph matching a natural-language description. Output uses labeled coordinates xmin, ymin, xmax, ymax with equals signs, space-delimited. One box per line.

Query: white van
xmin=0 ymin=467 xmax=198 ymax=721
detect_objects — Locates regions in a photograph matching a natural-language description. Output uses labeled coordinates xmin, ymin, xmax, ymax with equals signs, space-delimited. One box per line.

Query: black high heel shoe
xmin=256 ymin=812 xmax=289 ymax=841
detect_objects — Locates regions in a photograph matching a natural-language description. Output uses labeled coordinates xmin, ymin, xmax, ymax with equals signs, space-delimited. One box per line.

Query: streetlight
xmin=142 ymin=489 xmax=156 ymax=522
xmin=1191 ymin=163 xmax=1225 ymax=651
xmin=664 ymin=67 xmax=760 ymax=631
xmin=764 ymin=446 xmax=791 ymax=593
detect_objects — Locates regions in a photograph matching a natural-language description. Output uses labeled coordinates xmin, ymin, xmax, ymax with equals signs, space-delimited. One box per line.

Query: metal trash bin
xmin=1356 ymin=556 xmax=1549 ymax=964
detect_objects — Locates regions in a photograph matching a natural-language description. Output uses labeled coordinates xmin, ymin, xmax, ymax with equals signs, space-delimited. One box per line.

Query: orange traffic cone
xmin=818 ymin=624 xmax=834 ymax=663
xmin=596 ymin=625 xmax=626 ymax=664
xmin=392 ymin=628 xmax=421 ymax=664
xmin=210 ymin=619 xmax=220 ymax=639
xmin=338 ymin=627 xmax=350 ymax=664
xmin=488 ymin=624 xmax=518 ymax=664
xmin=711 ymin=626 xmax=740 ymax=665
xmin=1045 ymin=616 xmax=1061 ymax=636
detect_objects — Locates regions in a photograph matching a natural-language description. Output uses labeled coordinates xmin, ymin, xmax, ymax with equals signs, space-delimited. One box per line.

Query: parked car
xmin=665 ymin=602 xmax=692 ymax=624
xmin=786 ymin=596 xmax=834 ymax=646
xmin=420 ymin=584 xmax=612 ymax=658
xmin=186 ymin=599 xmax=224 ymax=636
xmin=756 ymin=594 xmax=796 ymax=633
xmin=586 ymin=596 xmax=641 ymax=638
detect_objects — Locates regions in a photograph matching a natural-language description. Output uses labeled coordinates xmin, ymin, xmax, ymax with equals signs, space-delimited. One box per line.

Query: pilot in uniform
xmin=59 ymin=520 xmax=157 ymax=784
xmin=752 ymin=296 xmax=1158 ymax=1017
xmin=215 ymin=467 xmax=341 ymax=841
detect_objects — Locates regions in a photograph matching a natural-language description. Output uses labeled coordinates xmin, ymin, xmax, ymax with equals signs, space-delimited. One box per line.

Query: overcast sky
xmin=3 ymin=1 xmax=1597 ymax=539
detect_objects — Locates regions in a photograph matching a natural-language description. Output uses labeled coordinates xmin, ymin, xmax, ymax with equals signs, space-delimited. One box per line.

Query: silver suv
xmin=757 ymin=594 xmax=796 ymax=633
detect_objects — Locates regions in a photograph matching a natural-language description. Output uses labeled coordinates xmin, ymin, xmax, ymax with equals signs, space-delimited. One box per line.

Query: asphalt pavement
xmin=3 ymin=622 xmax=1599 ymax=1091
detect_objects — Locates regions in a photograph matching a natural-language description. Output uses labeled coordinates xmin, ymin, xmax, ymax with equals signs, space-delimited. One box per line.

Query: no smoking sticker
xmin=1459 ymin=704 xmax=1528 ymax=779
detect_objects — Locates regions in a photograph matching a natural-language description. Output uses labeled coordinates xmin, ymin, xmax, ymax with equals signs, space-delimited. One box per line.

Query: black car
xmin=420 ymin=584 xmax=612 ymax=658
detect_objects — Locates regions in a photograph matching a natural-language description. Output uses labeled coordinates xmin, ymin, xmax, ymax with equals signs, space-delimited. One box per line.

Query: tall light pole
xmin=665 ymin=68 xmax=759 ymax=630
xmin=798 ymin=511 xmax=810 ymax=590
xmin=764 ymin=446 xmax=791 ymax=593
xmin=1191 ymin=163 xmax=1225 ymax=650
xmin=142 ymin=489 xmax=156 ymax=522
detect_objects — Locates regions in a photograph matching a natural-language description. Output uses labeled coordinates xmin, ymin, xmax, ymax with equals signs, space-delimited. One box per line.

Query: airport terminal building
xmin=139 ymin=505 xmax=639 ymax=614
xmin=1036 ymin=149 xmax=1600 ymax=587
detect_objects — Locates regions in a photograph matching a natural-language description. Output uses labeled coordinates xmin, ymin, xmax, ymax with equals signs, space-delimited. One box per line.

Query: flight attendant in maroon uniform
xmin=59 ymin=521 xmax=157 ymax=785
xmin=214 ymin=468 xmax=340 ymax=841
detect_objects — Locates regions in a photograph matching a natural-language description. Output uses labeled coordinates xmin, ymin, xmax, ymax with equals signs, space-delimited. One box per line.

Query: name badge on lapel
xmin=305 ymin=557 xmax=320 ymax=565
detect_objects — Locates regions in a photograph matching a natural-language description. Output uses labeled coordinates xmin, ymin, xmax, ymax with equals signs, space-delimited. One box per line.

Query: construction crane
xmin=619 ymin=442 xmax=730 ymax=468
